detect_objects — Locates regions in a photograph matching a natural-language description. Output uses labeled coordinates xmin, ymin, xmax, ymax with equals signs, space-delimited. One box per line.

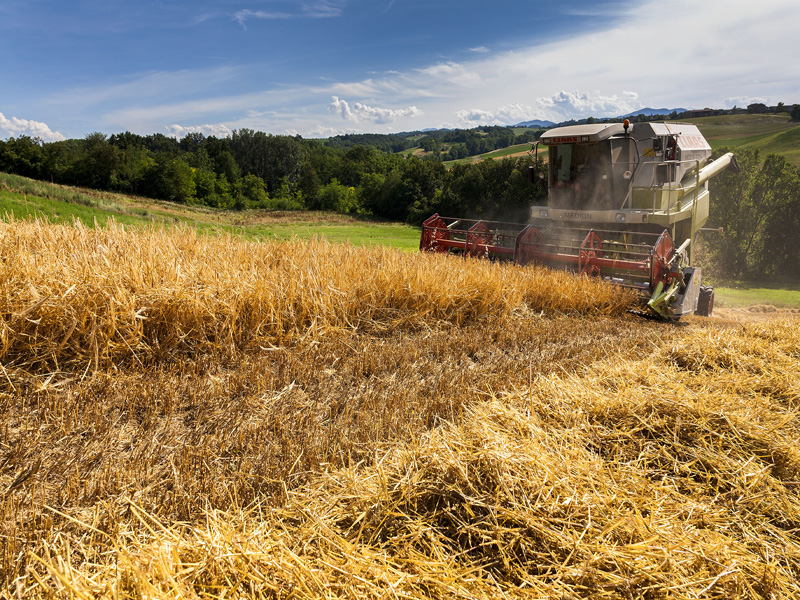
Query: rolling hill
xmin=688 ymin=113 xmax=800 ymax=165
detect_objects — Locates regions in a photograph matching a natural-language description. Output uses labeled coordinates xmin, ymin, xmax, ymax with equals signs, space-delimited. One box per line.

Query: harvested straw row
xmin=0 ymin=218 xmax=635 ymax=371
xmin=15 ymin=318 xmax=800 ymax=598
xmin=0 ymin=310 xmax=661 ymax=551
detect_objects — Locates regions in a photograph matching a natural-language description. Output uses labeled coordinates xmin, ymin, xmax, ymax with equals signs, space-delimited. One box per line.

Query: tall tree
xmin=706 ymin=148 xmax=800 ymax=281
xmin=79 ymin=132 xmax=119 ymax=189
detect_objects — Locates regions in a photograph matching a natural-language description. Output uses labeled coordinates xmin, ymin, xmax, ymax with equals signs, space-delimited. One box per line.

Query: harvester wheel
xmin=696 ymin=285 xmax=714 ymax=317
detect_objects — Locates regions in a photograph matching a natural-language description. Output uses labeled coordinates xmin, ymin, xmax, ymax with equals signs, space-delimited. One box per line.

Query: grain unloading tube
xmin=420 ymin=120 xmax=739 ymax=319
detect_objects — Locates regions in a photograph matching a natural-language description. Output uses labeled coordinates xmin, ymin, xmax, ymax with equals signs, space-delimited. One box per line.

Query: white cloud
xmin=328 ymin=96 xmax=353 ymax=120
xmin=454 ymin=92 xmax=640 ymax=126
xmin=722 ymin=96 xmax=771 ymax=109
xmin=165 ymin=123 xmax=233 ymax=139
xmin=303 ymin=124 xmax=346 ymax=139
xmin=234 ymin=1 xmax=344 ymax=27
xmin=0 ymin=113 xmax=65 ymax=141
xmin=328 ymin=96 xmax=420 ymax=124
xmin=191 ymin=13 xmax=217 ymax=25
xmin=303 ymin=0 xmax=345 ymax=18
xmin=234 ymin=9 xmax=293 ymax=27
xmin=535 ymin=91 xmax=640 ymax=119
xmin=416 ymin=62 xmax=481 ymax=88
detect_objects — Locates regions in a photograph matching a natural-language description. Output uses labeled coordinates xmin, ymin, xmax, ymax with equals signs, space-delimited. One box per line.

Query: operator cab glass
xmin=549 ymin=139 xmax=632 ymax=210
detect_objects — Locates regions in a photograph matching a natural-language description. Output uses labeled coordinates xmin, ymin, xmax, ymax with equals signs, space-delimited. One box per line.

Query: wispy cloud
xmin=0 ymin=113 xmax=65 ymax=141
xmin=235 ymin=1 xmax=345 ymax=27
xmin=191 ymin=13 xmax=218 ymax=25
xmin=416 ymin=62 xmax=481 ymax=88
xmin=234 ymin=9 xmax=293 ymax=27
xmin=303 ymin=0 xmax=345 ymax=18
xmin=48 ymin=66 xmax=248 ymax=109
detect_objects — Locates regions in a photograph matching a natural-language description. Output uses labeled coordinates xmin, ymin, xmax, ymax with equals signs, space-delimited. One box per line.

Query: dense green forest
xmin=704 ymin=147 xmax=800 ymax=281
xmin=0 ymin=128 xmax=543 ymax=225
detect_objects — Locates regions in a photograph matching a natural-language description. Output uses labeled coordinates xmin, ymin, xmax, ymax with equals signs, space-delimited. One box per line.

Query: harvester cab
xmin=420 ymin=120 xmax=738 ymax=319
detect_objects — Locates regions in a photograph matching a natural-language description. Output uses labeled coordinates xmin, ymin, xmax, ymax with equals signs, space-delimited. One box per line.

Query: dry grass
xmin=0 ymin=218 xmax=633 ymax=372
xmin=1 ymin=218 xmax=799 ymax=598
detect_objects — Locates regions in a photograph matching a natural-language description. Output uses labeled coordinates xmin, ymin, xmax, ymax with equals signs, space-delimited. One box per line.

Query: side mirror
xmin=527 ymin=166 xmax=547 ymax=185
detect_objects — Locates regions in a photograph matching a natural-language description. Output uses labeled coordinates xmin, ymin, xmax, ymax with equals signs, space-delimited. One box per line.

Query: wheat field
xmin=1 ymin=218 xmax=798 ymax=598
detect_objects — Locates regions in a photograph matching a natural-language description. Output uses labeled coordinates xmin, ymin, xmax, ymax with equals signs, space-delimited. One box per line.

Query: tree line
xmin=0 ymin=129 xmax=542 ymax=224
xmin=325 ymin=126 xmax=542 ymax=158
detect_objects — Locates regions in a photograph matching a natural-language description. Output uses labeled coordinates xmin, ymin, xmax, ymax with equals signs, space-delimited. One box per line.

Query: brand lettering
xmin=563 ymin=212 xmax=592 ymax=220
xmin=678 ymin=135 xmax=708 ymax=150
xmin=550 ymin=136 xmax=578 ymax=144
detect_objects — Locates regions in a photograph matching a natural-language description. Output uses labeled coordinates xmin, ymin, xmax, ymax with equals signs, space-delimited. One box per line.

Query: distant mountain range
xmin=513 ymin=109 xmax=688 ymax=129
xmin=513 ymin=119 xmax=556 ymax=128
xmin=619 ymin=107 xmax=688 ymax=118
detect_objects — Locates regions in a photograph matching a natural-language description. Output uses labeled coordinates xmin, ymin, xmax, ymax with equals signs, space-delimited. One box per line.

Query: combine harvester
xmin=420 ymin=120 xmax=738 ymax=319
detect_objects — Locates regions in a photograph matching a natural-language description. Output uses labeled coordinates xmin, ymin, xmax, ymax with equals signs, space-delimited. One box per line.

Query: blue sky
xmin=1 ymin=0 xmax=799 ymax=141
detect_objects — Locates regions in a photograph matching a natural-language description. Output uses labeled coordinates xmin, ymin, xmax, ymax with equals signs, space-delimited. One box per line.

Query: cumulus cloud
xmin=534 ymin=91 xmax=640 ymax=119
xmin=0 ymin=113 xmax=65 ymax=141
xmin=303 ymin=124 xmax=348 ymax=139
xmin=454 ymin=92 xmax=641 ymax=127
xmin=722 ymin=96 xmax=770 ymax=108
xmin=165 ymin=123 xmax=233 ymax=139
xmin=328 ymin=96 xmax=420 ymax=124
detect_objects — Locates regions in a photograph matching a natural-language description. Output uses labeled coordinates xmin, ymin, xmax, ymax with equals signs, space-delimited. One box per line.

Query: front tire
xmin=696 ymin=285 xmax=714 ymax=317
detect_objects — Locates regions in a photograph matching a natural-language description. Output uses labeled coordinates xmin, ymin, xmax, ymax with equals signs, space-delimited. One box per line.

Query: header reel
xmin=420 ymin=214 xmax=702 ymax=319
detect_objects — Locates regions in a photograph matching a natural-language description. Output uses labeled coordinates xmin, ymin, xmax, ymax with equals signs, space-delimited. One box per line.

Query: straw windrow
xmin=10 ymin=319 xmax=799 ymax=599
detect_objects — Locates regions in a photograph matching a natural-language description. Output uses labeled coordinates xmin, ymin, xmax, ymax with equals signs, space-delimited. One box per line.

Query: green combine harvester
xmin=420 ymin=120 xmax=738 ymax=319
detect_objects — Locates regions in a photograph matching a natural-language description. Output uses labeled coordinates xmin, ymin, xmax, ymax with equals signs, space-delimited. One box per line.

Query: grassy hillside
xmin=689 ymin=113 xmax=796 ymax=139
xmin=2 ymin=219 xmax=799 ymax=598
xmin=687 ymin=113 xmax=800 ymax=165
xmin=0 ymin=172 xmax=421 ymax=250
